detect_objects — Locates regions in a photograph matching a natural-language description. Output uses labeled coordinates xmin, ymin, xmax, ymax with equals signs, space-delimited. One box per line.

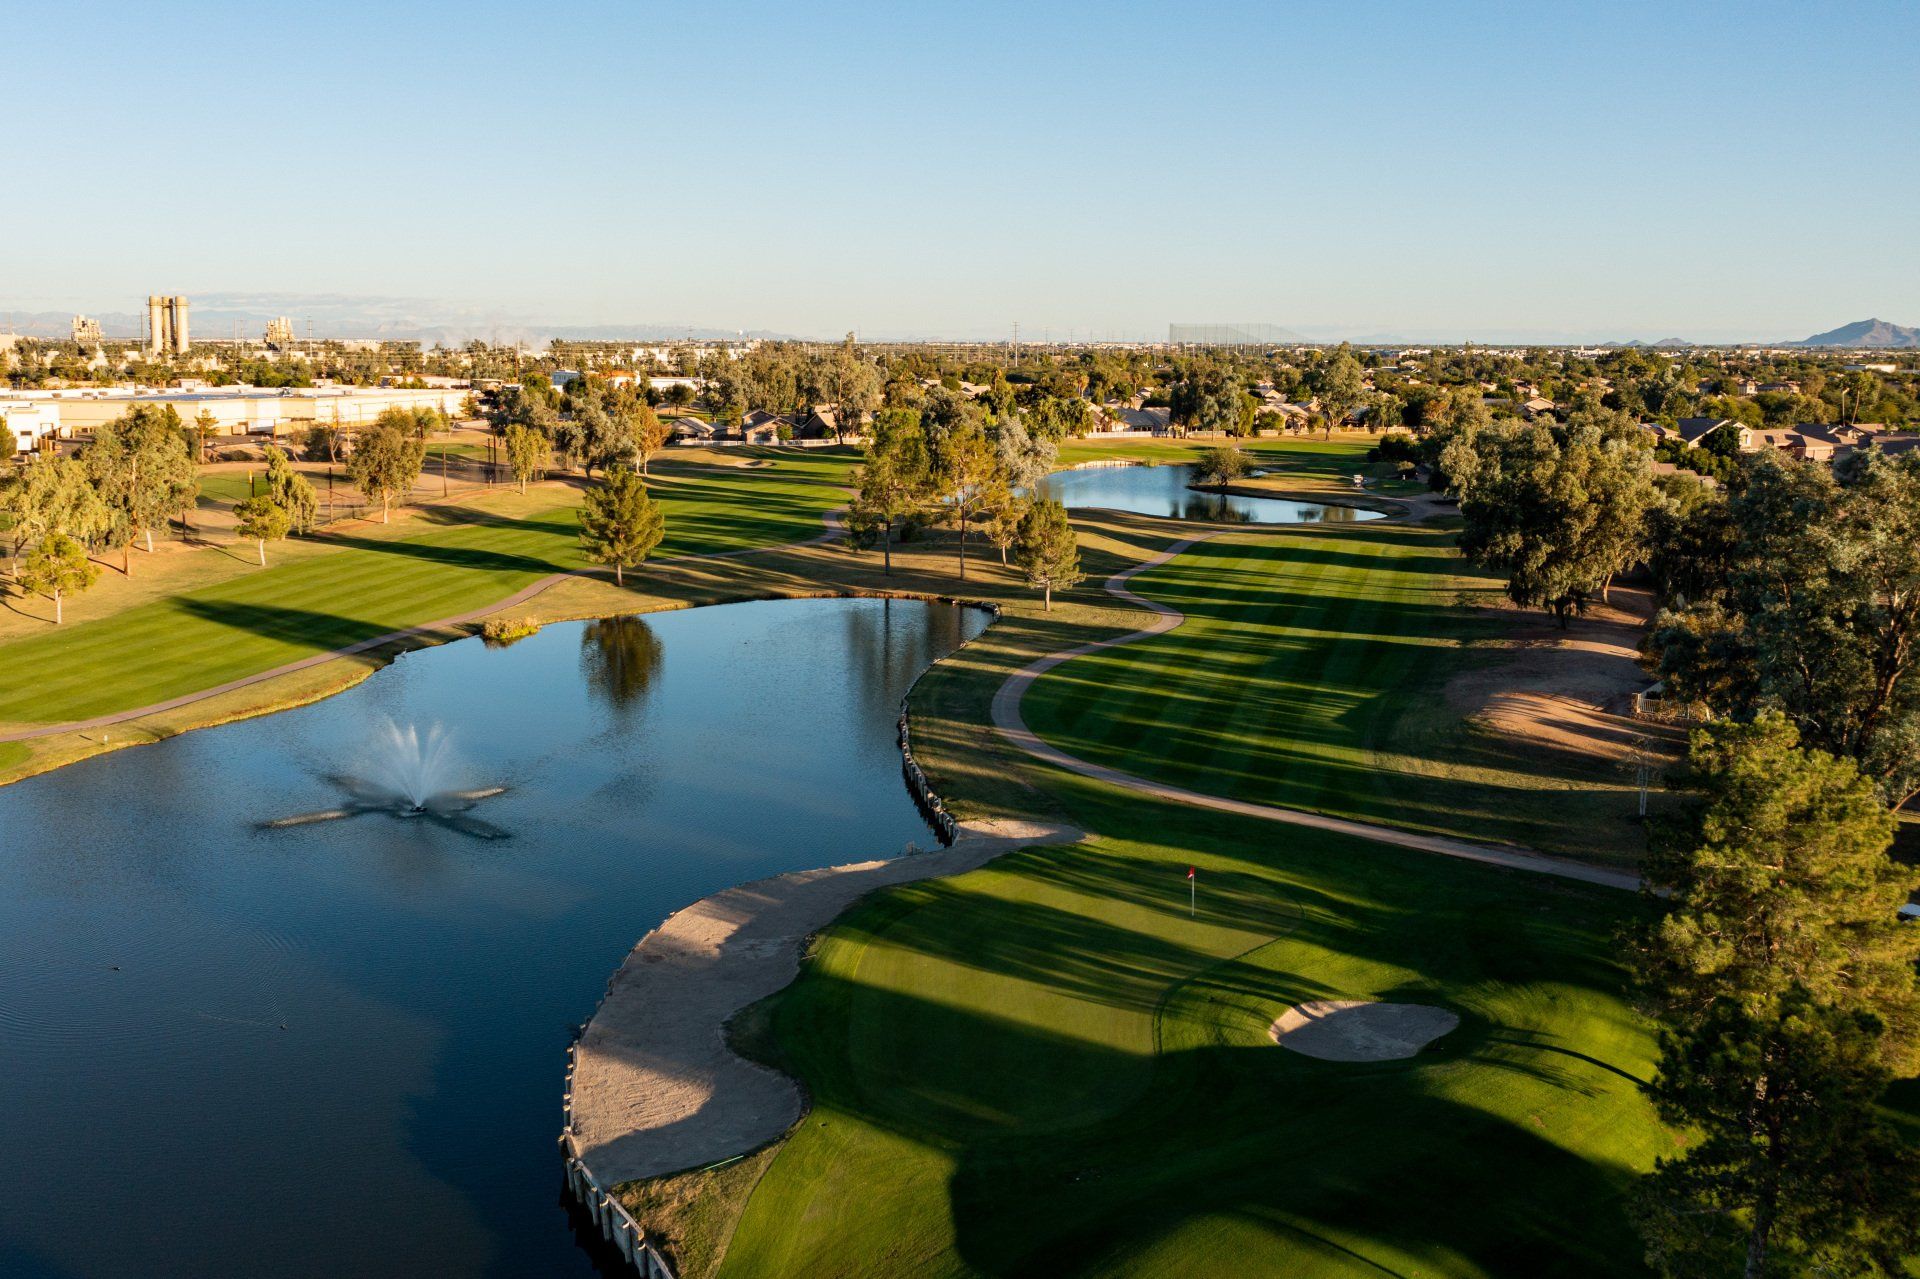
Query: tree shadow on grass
xmin=318 ymin=529 xmax=569 ymax=576
xmin=171 ymin=596 xmax=431 ymax=656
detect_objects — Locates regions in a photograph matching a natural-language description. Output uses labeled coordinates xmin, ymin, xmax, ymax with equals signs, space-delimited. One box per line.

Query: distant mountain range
xmin=4 ymin=297 xmax=1915 ymax=350
xmin=0 ymin=294 xmax=800 ymax=347
xmin=1790 ymin=318 xmax=1920 ymax=348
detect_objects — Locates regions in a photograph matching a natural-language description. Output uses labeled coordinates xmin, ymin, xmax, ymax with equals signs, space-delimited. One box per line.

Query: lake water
xmin=0 ymin=598 xmax=987 ymax=1278
xmin=1038 ymin=463 xmax=1386 ymax=524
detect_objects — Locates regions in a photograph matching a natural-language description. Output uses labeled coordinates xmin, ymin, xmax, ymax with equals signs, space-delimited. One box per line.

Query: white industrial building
xmin=0 ymin=383 xmax=474 ymax=443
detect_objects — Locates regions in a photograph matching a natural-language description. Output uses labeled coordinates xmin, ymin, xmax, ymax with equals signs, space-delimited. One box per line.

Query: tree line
xmin=846 ymin=403 xmax=1080 ymax=608
xmin=1405 ymin=393 xmax=1920 ymax=1274
xmin=0 ymin=405 xmax=463 ymax=621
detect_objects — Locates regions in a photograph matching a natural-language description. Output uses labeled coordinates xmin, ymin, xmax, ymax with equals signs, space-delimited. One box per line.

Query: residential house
xmin=1674 ymin=417 xmax=1740 ymax=448
xmin=1118 ymin=407 xmax=1172 ymax=434
xmin=799 ymin=406 xmax=866 ymax=440
xmin=740 ymin=410 xmax=792 ymax=444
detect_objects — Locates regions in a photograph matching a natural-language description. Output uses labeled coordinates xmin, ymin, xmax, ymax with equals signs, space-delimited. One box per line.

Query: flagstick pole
xmin=1190 ymin=876 xmax=1195 ymax=919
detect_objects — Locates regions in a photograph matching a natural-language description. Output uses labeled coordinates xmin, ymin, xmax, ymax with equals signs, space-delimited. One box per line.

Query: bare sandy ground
xmin=569 ymin=817 xmax=1083 ymax=1185
xmin=1444 ymin=585 xmax=1673 ymax=765
xmin=1270 ymin=1000 xmax=1461 ymax=1061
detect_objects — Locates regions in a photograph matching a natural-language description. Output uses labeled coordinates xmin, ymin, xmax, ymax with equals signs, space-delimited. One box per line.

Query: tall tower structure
xmin=148 ymin=295 xmax=191 ymax=355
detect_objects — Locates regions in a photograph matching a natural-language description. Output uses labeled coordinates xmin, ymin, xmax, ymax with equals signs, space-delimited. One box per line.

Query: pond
xmin=0 ymin=597 xmax=988 ymax=1278
xmin=1037 ymin=463 xmax=1387 ymax=524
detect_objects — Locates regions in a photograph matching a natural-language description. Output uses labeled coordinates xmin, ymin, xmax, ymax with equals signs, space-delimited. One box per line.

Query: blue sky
xmin=10 ymin=1 xmax=1917 ymax=341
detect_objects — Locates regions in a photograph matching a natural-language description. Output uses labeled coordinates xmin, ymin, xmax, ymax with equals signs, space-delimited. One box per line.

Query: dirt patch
xmin=1444 ymin=585 xmax=1676 ymax=764
xmin=1270 ymin=1000 xmax=1459 ymax=1061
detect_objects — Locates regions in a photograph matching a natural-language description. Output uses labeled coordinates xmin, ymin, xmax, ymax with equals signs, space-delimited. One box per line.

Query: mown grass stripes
xmin=1020 ymin=522 xmax=1641 ymax=864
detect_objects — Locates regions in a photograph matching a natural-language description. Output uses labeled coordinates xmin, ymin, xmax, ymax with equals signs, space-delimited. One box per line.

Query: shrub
xmin=481 ymin=617 xmax=541 ymax=647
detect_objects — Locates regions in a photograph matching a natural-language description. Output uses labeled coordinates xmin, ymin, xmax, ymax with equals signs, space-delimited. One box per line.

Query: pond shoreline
xmin=1194 ymin=480 xmax=1409 ymax=518
xmin=0 ymin=510 xmax=852 ymax=788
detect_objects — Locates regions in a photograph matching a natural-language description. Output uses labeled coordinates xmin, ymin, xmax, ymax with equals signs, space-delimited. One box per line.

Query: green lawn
xmin=1016 ymin=524 xmax=1648 ymax=866
xmin=195 ymin=471 xmax=259 ymax=505
xmin=719 ymin=781 xmax=1665 ymax=1278
xmin=0 ymin=449 xmax=856 ymax=725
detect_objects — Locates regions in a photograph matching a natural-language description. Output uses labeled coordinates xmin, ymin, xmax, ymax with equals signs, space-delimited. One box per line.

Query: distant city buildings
xmin=70 ymin=315 xmax=103 ymax=344
xmin=265 ymin=316 xmax=295 ymax=349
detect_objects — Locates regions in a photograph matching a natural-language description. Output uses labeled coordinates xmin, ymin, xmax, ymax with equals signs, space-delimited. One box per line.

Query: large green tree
xmin=84 ymin=403 xmax=198 ymax=573
xmin=632 ymin=401 xmax=670 ymax=477
xmin=503 ymin=422 xmax=550 ymax=495
xmin=934 ymin=420 xmax=1000 ymax=581
xmin=1634 ymin=713 xmax=1920 ymax=1277
xmin=232 ymin=495 xmax=291 ymax=566
xmin=1 ymin=453 xmax=108 ymax=567
xmin=846 ymin=408 xmax=932 ymax=575
xmin=264 ymin=445 xmax=318 ymax=533
xmin=993 ymin=416 xmax=1057 ymax=490
xmin=1653 ymin=449 xmax=1920 ymax=805
xmin=346 ymin=414 xmax=429 ymax=523
xmin=1193 ymin=445 xmax=1251 ymax=490
xmin=577 ymin=466 xmax=665 ymax=586
xmin=1311 ymin=345 xmax=1367 ymax=437
xmin=1456 ymin=419 xmax=1655 ymax=625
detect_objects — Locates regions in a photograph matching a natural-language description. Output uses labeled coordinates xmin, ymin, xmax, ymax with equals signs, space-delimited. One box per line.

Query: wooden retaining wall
xmin=561 ymin=1042 xmax=679 ymax=1278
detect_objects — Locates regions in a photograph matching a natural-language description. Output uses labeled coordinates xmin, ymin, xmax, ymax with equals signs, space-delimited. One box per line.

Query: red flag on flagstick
xmin=1187 ymin=866 xmax=1196 ymax=918
xmin=1187 ymin=867 xmax=1195 ymax=879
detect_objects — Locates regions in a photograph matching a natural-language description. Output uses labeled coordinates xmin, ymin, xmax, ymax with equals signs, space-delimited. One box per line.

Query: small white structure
xmin=2 ymin=401 xmax=61 ymax=453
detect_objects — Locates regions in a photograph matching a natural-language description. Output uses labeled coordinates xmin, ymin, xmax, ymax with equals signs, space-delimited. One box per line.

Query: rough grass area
xmin=718 ymin=781 xmax=1668 ymax=1278
xmin=614 ymin=1146 xmax=781 ymax=1279
xmin=1017 ymin=523 xmax=1652 ymax=867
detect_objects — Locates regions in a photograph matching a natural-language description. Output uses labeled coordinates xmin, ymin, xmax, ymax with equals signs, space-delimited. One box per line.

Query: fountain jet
xmin=261 ymin=721 xmax=510 ymax=839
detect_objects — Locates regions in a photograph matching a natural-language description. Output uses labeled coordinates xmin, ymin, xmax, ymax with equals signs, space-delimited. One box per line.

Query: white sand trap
xmin=1269 ymin=1000 xmax=1459 ymax=1062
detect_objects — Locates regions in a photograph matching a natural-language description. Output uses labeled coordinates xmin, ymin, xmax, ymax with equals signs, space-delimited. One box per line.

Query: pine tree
xmin=578 ymin=466 xmax=665 ymax=586
xmin=1634 ymin=712 xmax=1920 ymax=1277
xmin=1012 ymin=498 xmax=1082 ymax=611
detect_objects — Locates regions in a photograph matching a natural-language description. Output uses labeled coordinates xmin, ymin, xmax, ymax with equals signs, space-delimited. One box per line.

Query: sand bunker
xmin=1269 ymin=1000 xmax=1459 ymax=1062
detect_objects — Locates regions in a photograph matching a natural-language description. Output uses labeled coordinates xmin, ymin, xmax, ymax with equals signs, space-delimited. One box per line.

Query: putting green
xmin=718 ymin=788 xmax=1664 ymax=1278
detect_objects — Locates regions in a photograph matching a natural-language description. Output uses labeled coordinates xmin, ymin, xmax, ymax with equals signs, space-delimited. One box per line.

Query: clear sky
xmin=10 ymin=0 xmax=1917 ymax=341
